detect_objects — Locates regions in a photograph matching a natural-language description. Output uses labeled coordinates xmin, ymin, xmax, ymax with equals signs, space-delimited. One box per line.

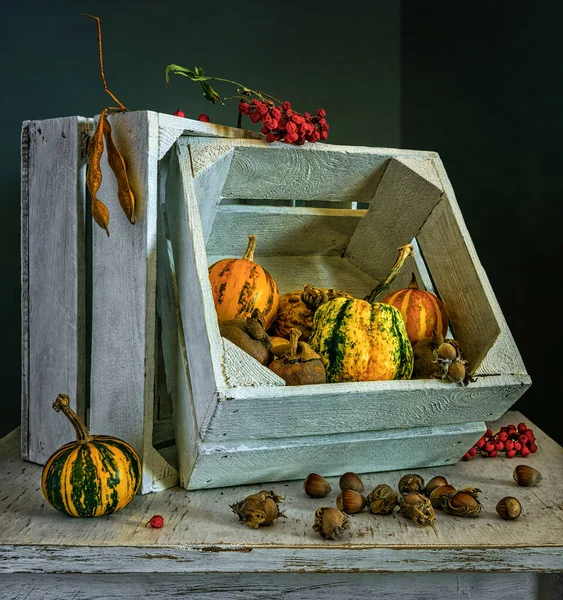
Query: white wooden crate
xmin=21 ymin=110 xmax=531 ymax=493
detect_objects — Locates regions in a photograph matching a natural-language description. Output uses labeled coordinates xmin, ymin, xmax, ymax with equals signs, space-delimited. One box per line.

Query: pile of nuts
xmin=228 ymin=464 xmax=542 ymax=539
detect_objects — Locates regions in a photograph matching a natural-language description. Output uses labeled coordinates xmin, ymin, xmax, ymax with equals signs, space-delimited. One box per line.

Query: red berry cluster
xmin=464 ymin=422 xmax=537 ymax=460
xmin=238 ymin=99 xmax=329 ymax=145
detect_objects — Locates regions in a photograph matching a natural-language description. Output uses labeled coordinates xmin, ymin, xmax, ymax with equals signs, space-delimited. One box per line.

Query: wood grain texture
xmin=1 ymin=412 xmax=562 ymax=575
xmin=21 ymin=116 xmax=88 ymax=465
xmin=0 ymin=572 xmax=556 ymax=599
xmin=89 ymin=111 xmax=171 ymax=494
xmin=222 ymin=338 xmax=285 ymax=387
xmin=164 ymin=138 xmax=226 ymax=434
xmin=345 ymin=157 xmax=443 ymax=284
xmin=207 ymin=205 xmax=364 ymax=257
xmin=205 ymin=374 xmax=529 ymax=442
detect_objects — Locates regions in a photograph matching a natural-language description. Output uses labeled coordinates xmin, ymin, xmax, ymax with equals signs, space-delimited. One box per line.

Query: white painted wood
xmin=164 ymin=138 xmax=227 ymax=435
xmin=205 ymin=374 xmax=529 ymax=442
xmin=189 ymin=421 xmax=485 ymax=489
xmin=21 ymin=116 xmax=88 ymax=465
xmin=89 ymin=111 xmax=172 ymax=494
xmin=345 ymin=157 xmax=443 ymax=285
xmin=0 ymin=572 xmax=556 ymax=600
xmin=157 ymin=112 xmax=262 ymax=160
xmin=207 ymin=205 xmax=365 ymax=256
xmin=222 ymin=338 xmax=285 ymax=387
xmin=1 ymin=412 xmax=562 ymax=577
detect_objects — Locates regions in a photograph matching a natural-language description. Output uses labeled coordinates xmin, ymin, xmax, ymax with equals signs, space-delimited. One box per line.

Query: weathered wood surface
xmin=2 ymin=572 xmax=561 ymax=600
xmin=206 ymin=375 xmax=528 ymax=442
xmin=21 ymin=116 xmax=88 ymax=465
xmin=1 ymin=412 xmax=562 ymax=576
xmin=89 ymin=111 xmax=176 ymax=494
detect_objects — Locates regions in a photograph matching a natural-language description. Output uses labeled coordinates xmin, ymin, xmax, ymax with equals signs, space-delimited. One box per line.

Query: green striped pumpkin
xmin=41 ymin=394 xmax=141 ymax=517
xmin=308 ymin=244 xmax=415 ymax=383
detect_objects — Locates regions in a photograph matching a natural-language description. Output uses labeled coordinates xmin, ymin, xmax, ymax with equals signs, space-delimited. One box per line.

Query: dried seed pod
xmin=398 ymin=473 xmax=425 ymax=496
xmin=336 ymin=489 xmax=366 ymax=514
xmin=399 ymin=492 xmax=436 ymax=530
xmin=366 ymin=484 xmax=398 ymax=515
xmin=303 ymin=473 xmax=331 ymax=498
xmin=339 ymin=472 xmax=365 ymax=494
xmin=230 ymin=490 xmax=285 ymax=528
xmin=87 ymin=108 xmax=110 ymax=236
xmin=424 ymin=476 xmax=449 ymax=496
xmin=441 ymin=490 xmax=482 ymax=517
xmin=513 ymin=465 xmax=542 ymax=487
xmin=313 ymin=507 xmax=350 ymax=540
xmin=429 ymin=484 xmax=457 ymax=509
xmin=496 ymin=496 xmax=522 ymax=520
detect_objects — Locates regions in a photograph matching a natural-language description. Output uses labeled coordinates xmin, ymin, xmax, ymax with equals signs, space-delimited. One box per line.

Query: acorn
xmin=339 ymin=472 xmax=365 ymax=494
xmin=429 ymin=484 xmax=457 ymax=509
xmin=398 ymin=473 xmax=425 ymax=496
xmin=424 ymin=475 xmax=449 ymax=496
xmin=303 ymin=473 xmax=331 ymax=498
xmin=230 ymin=490 xmax=286 ymax=528
xmin=496 ymin=496 xmax=522 ymax=520
xmin=312 ymin=507 xmax=350 ymax=540
xmin=513 ymin=465 xmax=542 ymax=487
xmin=336 ymin=489 xmax=366 ymax=514
xmin=399 ymin=492 xmax=436 ymax=530
xmin=366 ymin=484 xmax=399 ymax=515
xmin=441 ymin=490 xmax=482 ymax=517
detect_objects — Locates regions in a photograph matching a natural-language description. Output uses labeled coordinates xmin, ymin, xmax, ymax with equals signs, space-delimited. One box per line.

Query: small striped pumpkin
xmin=41 ymin=394 xmax=141 ymax=518
xmin=383 ymin=273 xmax=448 ymax=346
xmin=208 ymin=234 xmax=279 ymax=330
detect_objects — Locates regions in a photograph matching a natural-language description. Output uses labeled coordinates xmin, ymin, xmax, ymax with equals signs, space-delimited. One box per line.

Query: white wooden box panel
xmin=21 ymin=111 xmax=531 ymax=494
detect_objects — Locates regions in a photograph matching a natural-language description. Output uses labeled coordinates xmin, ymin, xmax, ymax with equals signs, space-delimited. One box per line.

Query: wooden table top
xmin=1 ymin=411 xmax=562 ymax=574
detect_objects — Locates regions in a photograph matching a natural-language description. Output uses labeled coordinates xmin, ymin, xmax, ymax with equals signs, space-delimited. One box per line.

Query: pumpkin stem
xmin=242 ymin=235 xmax=257 ymax=261
xmin=288 ymin=327 xmax=301 ymax=361
xmin=408 ymin=272 xmax=419 ymax=290
xmin=364 ymin=244 xmax=414 ymax=304
xmin=53 ymin=393 xmax=93 ymax=443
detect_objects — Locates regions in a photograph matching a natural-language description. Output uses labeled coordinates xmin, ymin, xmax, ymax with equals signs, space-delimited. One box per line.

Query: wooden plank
xmin=0 ymin=572 xmax=552 ymax=599
xmin=189 ymin=421 xmax=485 ymax=489
xmin=21 ymin=117 xmax=88 ymax=464
xmin=205 ymin=374 xmax=529 ymax=442
xmin=89 ymin=111 xmax=163 ymax=494
xmin=345 ymin=157 xmax=443 ymax=284
xmin=164 ymin=138 xmax=226 ymax=434
xmin=188 ymin=138 xmax=437 ymax=203
xmin=207 ymin=205 xmax=365 ymax=256
xmin=2 ymin=412 xmax=562 ymax=573
xmin=222 ymin=339 xmax=285 ymax=387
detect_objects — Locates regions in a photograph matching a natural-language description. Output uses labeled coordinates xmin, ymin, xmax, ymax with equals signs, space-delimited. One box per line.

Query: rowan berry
xmin=518 ymin=422 xmax=528 ymax=433
xmin=506 ymin=449 xmax=516 ymax=458
xmin=529 ymin=443 xmax=538 ymax=453
xmin=488 ymin=450 xmax=498 ymax=458
xmin=476 ymin=437 xmax=486 ymax=449
xmin=173 ymin=108 xmax=185 ymax=118
xmin=497 ymin=431 xmax=508 ymax=442
xmin=468 ymin=447 xmax=477 ymax=457
xmin=148 ymin=515 xmax=164 ymax=528
xmin=513 ymin=442 xmax=522 ymax=452
xmin=504 ymin=440 xmax=514 ymax=451
xmin=494 ymin=440 xmax=505 ymax=451
xmin=519 ymin=445 xmax=531 ymax=457
xmin=198 ymin=113 xmax=210 ymax=122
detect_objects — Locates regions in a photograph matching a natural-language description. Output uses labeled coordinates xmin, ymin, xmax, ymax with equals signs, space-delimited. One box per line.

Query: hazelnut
xmin=513 ymin=465 xmax=542 ymax=487
xmin=437 ymin=342 xmax=457 ymax=361
xmin=366 ymin=484 xmax=398 ymax=515
xmin=339 ymin=472 xmax=365 ymax=494
xmin=399 ymin=492 xmax=436 ymax=529
xmin=447 ymin=361 xmax=466 ymax=384
xmin=429 ymin=484 xmax=457 ymax=509
xmin=441 ymin=490 xmax=482 ymax=517
xmin=496 ymin=496 xmax=522 ymax=520
xmin=398 ymin=473 xmax=425 ymax=495
xmin=336 ymin=489 xmax=366 ymax=514
xmin=303 ymin=473 xmax=331 ymax=498
xmin=230 ymin=490 xmax=286 ymax=528
xmin=424 ymin=475 xmax=449 ymax=496
xmin=312 ymin=507 xmax=350 ymax=540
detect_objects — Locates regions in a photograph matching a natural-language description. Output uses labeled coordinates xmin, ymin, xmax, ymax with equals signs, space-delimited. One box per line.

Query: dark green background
xmin=2 ymin=2 xmax=561 ymax=445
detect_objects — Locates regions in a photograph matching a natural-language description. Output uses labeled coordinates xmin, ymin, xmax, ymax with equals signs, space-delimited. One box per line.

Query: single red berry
xmin=317 ymin=108 xmax=327 ymax=117
xmin=505 ymin=440 xmax=514 ymax=451
xmin=173 ymin=108 xmax=185 ymax=118
xmin=320 ymin=130 xmax=329 ymax=140
xmin=476 ymin=437 xmax=486 ymax=449
xmin=282 ymin=101 xmax=291 ymax=110
xmin=506 ymin=423 xmax=516 ymax=430
xmin=529 ymin=442 xmax=538 ymax=453
xmin=497 ymin=431 xmax=508 ymax=442
xmin=238 ymin=102 xmax=250 ymax=115
xmin=250 ymin=111 xmax=262 ymax=123
xmin=260 ymin=125 xmax=270 ymax=135
xmin=506 ymin=449 xmax=516 ymax=458
xmin=518 ymin=434 xmax=528 ymax=445
xmin=485 ymin=441 xmax=495 ymax=453
xmin=463 ymin=452 xmax=471 ymax=460
xmin=484 ymin=428 xmax=493 ymax=438
xmin=518 ymin=422 xmax=527 ymax=433
xmin=148 ymin=515 xmax=164 ymax=528
xmin=520 ymin=445 xmax=531 ymax=457
xmin=468 ymin=447 xmax=477 ymax=457
xmin=488 ymin=449 xmax=498 ymax=458
xmin=494 ymin=440 xmax=505 ymax=451
xmin=500 ymin=426 xmax=508 ymax=432
xmin=525 ymin=430 xmax=535 ymax=442
xmin=513 ymin=441 xmax=522 ymax=452
xmin=198 ymin=114 xmax=210 ymax=122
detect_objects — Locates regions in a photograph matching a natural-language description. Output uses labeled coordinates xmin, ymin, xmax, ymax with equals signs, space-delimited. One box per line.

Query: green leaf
xmin=200 ymin=81 xmax=221 ymax=104
xmin=165 ymin=64 xmax=211 ymax=85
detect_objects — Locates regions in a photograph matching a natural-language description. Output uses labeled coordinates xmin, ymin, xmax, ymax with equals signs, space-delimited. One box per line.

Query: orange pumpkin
xmin=208 ymin=234 xmax=279 ymax=330
xmin=383 ymin=273 xmax=448 ymax=346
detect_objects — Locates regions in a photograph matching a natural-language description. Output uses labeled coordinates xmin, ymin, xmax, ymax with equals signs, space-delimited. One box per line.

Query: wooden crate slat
xmin=188 ymin=421 xmax=486 ymax=489
xmin=21 ymin=116 xmax=88 ymax=464
xmin=222 ymin=339 xmax=285 ymax=387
